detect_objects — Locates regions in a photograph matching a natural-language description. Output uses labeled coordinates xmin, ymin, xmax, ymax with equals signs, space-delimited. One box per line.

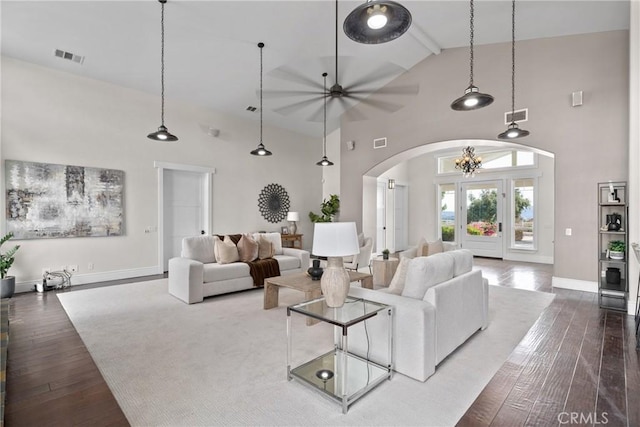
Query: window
xmin=438 ymin=149 xmax=535 ymax=174
xmin=439 ymin=184 xmax=456 ymax=242
xmin=512 ymin=178 xmax=535 ymax=249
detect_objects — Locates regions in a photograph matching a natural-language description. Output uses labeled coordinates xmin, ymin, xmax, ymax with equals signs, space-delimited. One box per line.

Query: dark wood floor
xmin=2 ymin=260 xmax=639 ymax=426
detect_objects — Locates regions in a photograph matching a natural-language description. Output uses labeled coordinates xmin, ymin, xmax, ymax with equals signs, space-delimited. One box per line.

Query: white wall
xmin=1 ymin=57 xmax=321 ymax=290
xmin=321 ymin=127 xmax=341 ymax=200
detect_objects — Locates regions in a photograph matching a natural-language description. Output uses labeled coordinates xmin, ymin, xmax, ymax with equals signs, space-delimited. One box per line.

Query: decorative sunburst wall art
xmin=5 ymin=160 xmax=125 ymax=239
xmin=257 ymin=183 xmax=290 ymax=223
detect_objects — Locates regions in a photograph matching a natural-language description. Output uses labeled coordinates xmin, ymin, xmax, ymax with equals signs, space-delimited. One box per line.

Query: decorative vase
xmin=307 ymin=259 xmax=323 ymax=281
xmin=320 ymin=257 xmax=350 ymax=307
xmin=1 ymin=276 xmax=16 ymax=299
xmin=609 ymin=250 xmax=624 ymax=260
xmin=289 ymin=222 xmax=297 ymax=235
xmin=606 ymin=267 xmax=621 ymax=285
xmin=382 ymin=253 xmax=389 ymax=260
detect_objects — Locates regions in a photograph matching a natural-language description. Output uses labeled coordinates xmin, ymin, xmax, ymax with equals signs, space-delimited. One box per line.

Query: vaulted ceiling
xmin=1 ymin=1 xmax=630 ymax=137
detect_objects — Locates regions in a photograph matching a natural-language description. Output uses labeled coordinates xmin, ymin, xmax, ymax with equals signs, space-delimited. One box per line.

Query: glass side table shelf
xmin=286 ymin=296 xmax=393 ymax=414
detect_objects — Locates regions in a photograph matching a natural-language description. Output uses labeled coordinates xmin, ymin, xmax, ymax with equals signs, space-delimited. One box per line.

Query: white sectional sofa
xmin=168 ymin=233 xmax=310 ymax=304
xmin=348 ymin=249 xmax=488 ymax=382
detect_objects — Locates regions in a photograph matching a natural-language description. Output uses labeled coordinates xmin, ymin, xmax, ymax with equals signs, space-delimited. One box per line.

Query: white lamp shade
xmin=287 ymin=212 xmax=300 ymax=222
xmin=312 ymin=222 xmax=360 ymax=257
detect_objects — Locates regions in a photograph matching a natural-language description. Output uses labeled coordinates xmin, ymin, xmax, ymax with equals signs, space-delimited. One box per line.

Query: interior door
xmin=163 ymin=169 xmax=206 ymax=271
xmin=460 ymin=180 xmax=503 ymax=258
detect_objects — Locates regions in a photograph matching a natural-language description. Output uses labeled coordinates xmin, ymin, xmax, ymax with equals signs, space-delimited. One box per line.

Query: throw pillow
xmin=215 ymin=236 xmax=240 ymax=264
xmin=416 ymin=237 xmax=428 ymax=256
xmin=237 ymin=233 xmax=259 ymax=262
xmin=182 ymin=235 xmax=217 ymax=264
xmin=387 ymin=257 xmax=411 ymax=295
xmin=425 ymin=239 xmax=444 ymax=256
xmin=258 ymin=235 xmax=275 ymax=259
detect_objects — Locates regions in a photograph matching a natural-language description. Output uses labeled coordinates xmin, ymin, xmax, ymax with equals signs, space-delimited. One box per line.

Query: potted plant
xmin=608 ymin=240 xmax=625 ymax=260
xmin=309 ymin=194 xmax=340 ymax=223
xmin=1 ymin=232 xmax=20 ymax=298
xmin=382 ymin=249 xmax=390 ymax=260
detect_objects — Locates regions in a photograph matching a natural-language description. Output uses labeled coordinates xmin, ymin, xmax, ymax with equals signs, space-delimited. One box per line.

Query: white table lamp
xmin=287 ymin=211 xmax=300 ymax=235
xmin=312 ymin=222 xmax=360 ymax=307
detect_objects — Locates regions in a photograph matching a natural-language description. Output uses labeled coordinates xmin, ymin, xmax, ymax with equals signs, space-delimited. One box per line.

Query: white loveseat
xmin=169 ymin=233 xmax=310 ymax=304
xmin=348 ymin=249 xmax=488 ymax=382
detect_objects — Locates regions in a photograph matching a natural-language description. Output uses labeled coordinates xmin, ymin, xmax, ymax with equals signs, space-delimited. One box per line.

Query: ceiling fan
xmin=263 ymin=0 xmax=419 ymax=123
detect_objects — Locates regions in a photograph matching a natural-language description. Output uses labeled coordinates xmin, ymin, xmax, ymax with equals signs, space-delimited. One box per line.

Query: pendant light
xmin=147 ymin=0 xmax=178 ymax=142
xmin=344 ymin=0 xmax=412 ymax=44
xmin=250 ymin=42 xmax=272 ymax=156
xmin=450 ymin=0 xmax=494 ymax=111
xmin=317 ymin=73 xmax=334 ymax=167
xmin=498 ymin=0 xmax=530 ymax=139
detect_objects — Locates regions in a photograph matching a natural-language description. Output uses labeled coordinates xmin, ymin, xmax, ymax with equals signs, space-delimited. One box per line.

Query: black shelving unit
xmin=597 ymin=182 xmax=628 ymax=312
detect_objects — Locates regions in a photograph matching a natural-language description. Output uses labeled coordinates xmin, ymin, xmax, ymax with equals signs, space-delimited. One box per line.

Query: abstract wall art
xmin=5 ymin=160 xmax=125 ymax=239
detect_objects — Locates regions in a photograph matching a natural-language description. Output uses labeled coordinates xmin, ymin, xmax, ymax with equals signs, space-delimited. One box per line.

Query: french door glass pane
xmin=465 ymin=183 xmax=498 ymax=238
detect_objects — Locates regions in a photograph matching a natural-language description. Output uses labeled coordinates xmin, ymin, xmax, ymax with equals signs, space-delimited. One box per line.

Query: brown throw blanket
xmin=216 ymin=234 xmax=281 ymax=287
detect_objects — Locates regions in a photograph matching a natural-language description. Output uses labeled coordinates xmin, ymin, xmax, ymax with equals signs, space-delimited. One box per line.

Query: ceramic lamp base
xmin=320 ymin=257 xmax=350 ymax=307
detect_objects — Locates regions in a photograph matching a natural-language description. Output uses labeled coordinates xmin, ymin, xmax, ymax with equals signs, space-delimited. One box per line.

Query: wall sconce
xmin=388 ymin=179 xmax=395 ymax=189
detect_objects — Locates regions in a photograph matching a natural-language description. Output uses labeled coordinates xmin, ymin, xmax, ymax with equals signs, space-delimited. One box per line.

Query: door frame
xmin=154 ymin=161 xmax=216 ymax=274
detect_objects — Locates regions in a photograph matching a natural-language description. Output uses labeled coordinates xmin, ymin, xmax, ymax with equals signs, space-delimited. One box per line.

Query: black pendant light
xmin=317 ymin=73 xmax=334 ymax=167
xmin=250 ymin=42 xmax=273 ymax=156
xmin=147 ymin=0 xmax=178 ymax=142
xmin=498 ymin=0 xmax=530 ymax=139
xmin=344 ymin=0 xmax=412 ymax=44
xmin=451 ymin=0 xmax=494 ymax=111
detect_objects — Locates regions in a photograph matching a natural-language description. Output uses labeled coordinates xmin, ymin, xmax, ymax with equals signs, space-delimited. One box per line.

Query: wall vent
xmin=53 ymin=49 xmax=84 ymax=65
xmin=373 ymin=137 xmax=387 ymax=149
xmin=505 ymin=108 xmax=528 ymax=124
xmin=246 ymin=106 xmax=258 ymax=112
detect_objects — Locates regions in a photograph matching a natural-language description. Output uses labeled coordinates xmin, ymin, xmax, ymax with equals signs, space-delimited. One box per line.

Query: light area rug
xmin=57 ymin=280 xmax=554 ymax=427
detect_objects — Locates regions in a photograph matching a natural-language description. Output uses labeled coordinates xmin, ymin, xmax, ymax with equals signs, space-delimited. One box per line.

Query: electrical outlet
xmin=88 ymin=262 xmax=94 ymax=271
xmin=69 ymin=265 xmax=78 ymax=273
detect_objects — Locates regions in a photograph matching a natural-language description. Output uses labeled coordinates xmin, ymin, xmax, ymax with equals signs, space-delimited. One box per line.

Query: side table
xmin=281 ymin=233 xmax=303 ymax=249
xmin=372 ymin=256 xmax=399 ymax=287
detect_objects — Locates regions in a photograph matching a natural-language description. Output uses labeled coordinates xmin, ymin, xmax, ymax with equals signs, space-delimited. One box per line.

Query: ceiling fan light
xmin=498 ymin=122 xmax=529 ymax=139
xmin=251 ymin=142 xmax=272 ymax=156
xmin=147 ymin=125 xmax=178 ymax=142
xmin=344 ymin=1 xmax=412 ymax=44
xmin=450 ymin=85 xmax=494 ymax=111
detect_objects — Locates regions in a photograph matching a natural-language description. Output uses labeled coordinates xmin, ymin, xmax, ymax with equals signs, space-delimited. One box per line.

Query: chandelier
xmin=455 ymin=146 xmax=482 ymax=177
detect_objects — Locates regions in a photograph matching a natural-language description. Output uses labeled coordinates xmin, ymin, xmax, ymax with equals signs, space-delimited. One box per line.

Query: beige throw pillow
xmin=258 ymin=235 xmax=275 ymax=259
xmin=387 ymin=257 xmax=411 ymax=295
xmin=416 ymin=237 xmax=428 ymax=256
xmin=215 ymin=236 xmax=240 ymax=264
xmin=425 ymin=239 xmax=444 ymax=256
xmin=237 ymin=233 xmax=259 ymax=262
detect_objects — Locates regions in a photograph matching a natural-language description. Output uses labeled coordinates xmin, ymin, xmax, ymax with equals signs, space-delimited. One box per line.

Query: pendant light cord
xmin=323 ymin=73 xmax=327 ymax=157
xmin=335 ymin=0 xmax=339 ymax=85
xmin=260 ymin=43 xmax=264 ymax=144
xmin=510 ymin=0 xmax=516 ymax=117
xmin=469 ymin=0 xmax=474 ymax=86
xmin=160 ymin=0 xmax=166 ymax=127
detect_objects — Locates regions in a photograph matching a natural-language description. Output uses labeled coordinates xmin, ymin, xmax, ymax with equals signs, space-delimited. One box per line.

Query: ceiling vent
xmin=53 ymin=49 xmax=84 ymax=64
xmin=505 ymin=108 xmax=528 ymax=124
xmin=373 ymin=137 xmax=387 ymax=149
xmin=246 ymin=106 xmax=258 ymax=112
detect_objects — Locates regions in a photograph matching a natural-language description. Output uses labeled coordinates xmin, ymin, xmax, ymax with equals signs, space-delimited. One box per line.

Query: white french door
xmin=460 ymin=180 xmax=504 ymax=258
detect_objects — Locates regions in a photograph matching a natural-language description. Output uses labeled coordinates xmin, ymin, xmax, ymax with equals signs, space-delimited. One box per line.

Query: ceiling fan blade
xmin=348 ymin=83 xmax=420 ymax=96
xmin=337 ymin=97 xmax=368 ymax=122
xmin=261 ymin=89 xmax=322 ymax=99
xmin=272 ymin=95 xmax=323 ymax=116
xmin=306 ymin=102 xmax=326 ymax=123
xmin=268 ymin=65 xmax=324 ymax=90
xmin=347 ymin=62 xmax=407 ymax=92
xmin=348 ymin=94 xmax=404 ymax=113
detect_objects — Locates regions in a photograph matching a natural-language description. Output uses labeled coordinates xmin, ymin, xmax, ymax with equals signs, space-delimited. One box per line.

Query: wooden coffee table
xmin=263 ymin=271 xmax=374 ymax=313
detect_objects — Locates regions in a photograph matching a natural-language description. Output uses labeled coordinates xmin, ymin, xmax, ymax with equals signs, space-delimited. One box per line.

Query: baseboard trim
xmin=552 ymin=276 xmax=598 ymax=293
xmin=15 ymin=266 xmax=161 ymax=294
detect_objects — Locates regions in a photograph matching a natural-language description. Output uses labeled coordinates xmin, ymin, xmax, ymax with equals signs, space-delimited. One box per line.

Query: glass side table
xmin=286 ymin=296 xmax=393 ymax=414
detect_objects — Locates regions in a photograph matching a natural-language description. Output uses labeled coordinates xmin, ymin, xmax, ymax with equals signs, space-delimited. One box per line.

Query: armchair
xmin=344 ymin=236 xmax=373 ymax=273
